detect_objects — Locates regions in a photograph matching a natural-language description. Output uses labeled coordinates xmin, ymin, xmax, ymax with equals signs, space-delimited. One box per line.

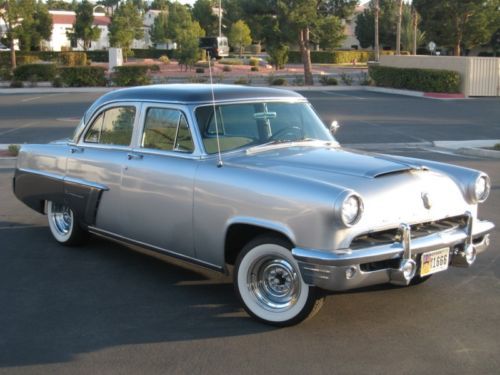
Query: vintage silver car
xmin=13 ymin=84 xmax=494 ymax=326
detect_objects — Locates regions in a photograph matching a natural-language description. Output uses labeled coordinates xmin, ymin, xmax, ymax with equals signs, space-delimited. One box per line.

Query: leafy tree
xmin=67 ymin=0 xmax=101 ymax=51
xmin=193 ymin=0 xmax=218 ymax=36
xmin=413 ymin=0 xmax=500 ymax=56
xmin=0 ymin=0 xmax=31 ymax=68
xmin=491 ymin=28 xmax=500 ymax=56
xmin=46 ymin=0 xmax=77 ymax=11
xmin=149 ymin=0 xmax=169 ymax=11
xmin=400 ymin=6 xmax=425 ymax=54
xmin=96 ymin=0 xmax=120 ymax=16
xmin=16 ymin=0 xmax=52 ymax=51
xmin=228 ymin=19 xmax=251 ymax=56
xmin=238 ymin=0 xmax=356 ymax=84
xmin=176 ymin=20 xmax=205 ymax=70
xmin=150 ymin=11 xmax=169 ymax=46
xmin=355 ymin=0 xmax=399 ymax=49
xmin=108 ymin=0 xmax=144 ymax=59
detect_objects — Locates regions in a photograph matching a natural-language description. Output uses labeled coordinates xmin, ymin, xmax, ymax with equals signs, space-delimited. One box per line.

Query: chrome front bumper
xmin=292 ymin=215 xmax=494 ymax=291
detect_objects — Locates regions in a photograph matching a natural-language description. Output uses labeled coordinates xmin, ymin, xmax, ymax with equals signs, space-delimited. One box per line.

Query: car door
xmin=120 ymin=104 xmax=198 ymax=258
xmin=66 ymin=103 xmax=139 ymax=235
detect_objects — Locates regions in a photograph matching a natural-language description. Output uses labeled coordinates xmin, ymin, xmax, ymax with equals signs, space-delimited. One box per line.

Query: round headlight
xmin=341 ymin=194 xmax=363 ymax=226
xmin=474 ymin=175 xmax=490 ymax=202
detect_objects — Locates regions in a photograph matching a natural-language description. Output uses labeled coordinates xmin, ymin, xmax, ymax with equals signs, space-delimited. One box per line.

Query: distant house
xmin=44 ymin=10 xmax=111 ymax=51
xmin=132 ymin=9 xmax=174 ymax=50
xmin=340 ymin=4 xmax=366 ymax=50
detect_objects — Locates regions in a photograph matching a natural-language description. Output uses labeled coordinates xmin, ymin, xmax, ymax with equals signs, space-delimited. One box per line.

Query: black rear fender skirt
xmin=13 ymin=168 xmax=108 ymax=226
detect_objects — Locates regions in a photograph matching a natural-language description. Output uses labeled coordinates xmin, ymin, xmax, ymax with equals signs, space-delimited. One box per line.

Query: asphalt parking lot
xmin=0 ymin=90 xmax=499 ymax=374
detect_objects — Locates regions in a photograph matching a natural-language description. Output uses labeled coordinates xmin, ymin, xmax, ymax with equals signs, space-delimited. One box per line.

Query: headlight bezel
xmin=336 ymin=191 xmax=364 ymax=227
xmin=468 ymin=174 xmax=490 ymax=204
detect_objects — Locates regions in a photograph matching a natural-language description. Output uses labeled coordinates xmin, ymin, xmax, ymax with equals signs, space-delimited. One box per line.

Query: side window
xmin=84 ymin=106 xmax=135 ymax=146
xmin=141 ymin=108 xmax=194 ymax=153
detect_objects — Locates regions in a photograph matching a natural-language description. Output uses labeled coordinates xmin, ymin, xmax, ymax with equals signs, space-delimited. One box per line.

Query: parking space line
xmin=0 ymin=225 xmax=45 ymax=230
xmin=0 ymin=121 xmax=39 ymax=136
xmin=20 ymin=93 xmax=64 ymax=103
xmin=358 ymin=120 xmax=429 ymax=143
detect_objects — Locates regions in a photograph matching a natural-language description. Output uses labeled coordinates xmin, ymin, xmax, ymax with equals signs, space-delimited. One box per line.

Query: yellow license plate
xmin=420 ymin=248 xmax=450 ymax=277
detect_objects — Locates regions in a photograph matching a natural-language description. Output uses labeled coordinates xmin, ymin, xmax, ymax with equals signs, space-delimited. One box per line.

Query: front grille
xmin=350 ymin=215 xmax=468 ymax=250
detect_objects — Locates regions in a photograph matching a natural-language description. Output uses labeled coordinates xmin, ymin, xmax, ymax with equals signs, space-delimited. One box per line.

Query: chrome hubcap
xmin=248 ymin=256 xmax=300 ymax=311
xmin=50 ymin=203 xmax=72 ymax=235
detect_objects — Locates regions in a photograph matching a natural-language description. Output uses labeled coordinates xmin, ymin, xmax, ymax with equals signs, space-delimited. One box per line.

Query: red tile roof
xmin=50 ymin=13 xmax=110 ymax=26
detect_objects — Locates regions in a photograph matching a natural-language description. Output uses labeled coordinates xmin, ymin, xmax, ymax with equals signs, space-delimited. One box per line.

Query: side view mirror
xmin=330 ymin=120 xmax=340 ymax=135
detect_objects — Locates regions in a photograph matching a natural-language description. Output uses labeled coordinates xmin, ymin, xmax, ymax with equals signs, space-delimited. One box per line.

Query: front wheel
xmin=47 ymin=201 xmax=85 ymax=246
xmin=234 ymin=235 xmax=324 ymax=326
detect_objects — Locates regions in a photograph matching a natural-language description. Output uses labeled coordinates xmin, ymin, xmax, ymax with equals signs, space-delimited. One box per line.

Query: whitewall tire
xmin=47 ymin=201 xmax=85 ymax=245
xmin=234 ymin=235 xmax=324 ymax=326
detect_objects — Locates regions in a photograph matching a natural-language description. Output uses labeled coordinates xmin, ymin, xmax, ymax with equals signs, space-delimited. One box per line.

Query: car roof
xmin=85 ymin=84 xmax=305 ymax=122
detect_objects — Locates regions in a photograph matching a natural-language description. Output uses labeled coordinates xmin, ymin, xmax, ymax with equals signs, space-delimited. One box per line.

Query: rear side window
xmin=141 ymin=108 xmax=194 ymax=153
xmin=84 ymin=106 xmax=135 ymax=146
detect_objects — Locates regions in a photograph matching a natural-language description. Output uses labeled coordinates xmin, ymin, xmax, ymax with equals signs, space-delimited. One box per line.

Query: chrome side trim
xmin=292 ymin=219 xmax=495 ymax=267
xmin=64 ymin=176 xmax=109 ymax=191
xmin=18 ymin=168 xmax=109 ymax=191
xmin=88 ymin=226 xmax=224 ymax=273
xmin=18 ymin=167 xmax=62 ymax=182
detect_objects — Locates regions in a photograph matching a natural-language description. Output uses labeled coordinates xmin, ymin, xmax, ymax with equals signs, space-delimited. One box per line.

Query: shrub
xmin=249 ymin=58 xmax=259 ymax=67
xmin=10 ymin=80 xmax=23 ymax=88
xmin=59 ymin=52 xmax=87 ymax=67
xmin=250 ymin=66 xmax=259 ymax=72
xmin=220 ymin=58 xmax=244 ymax=65
xmin=293 ymin=75 xmax=304 ymax=86
xmin=358 ymin=72 xmax=371 ymax=86
xmin=59 ymin=66 xmax=107 ymax=87
xmin=195 ymin=61 xmax=209 ymax=68
xmin=0 ymin=68 xmax=12 ymax=81
xmin=267 ymin=45 xmax=288 ymax=70
xmin=13 ymin=64 xmax=57 ymax=81
xmin=131 ymin=49 xmax=174 ymax=59
xmin=148 ymin=64 xmax=161 ymax=72
xmin=287 ymin=50 xmax=396 ymax=64
xmin=270 ymin=77 xmax=287 ymax=86
xmin=369 ymin=65 xmax=461 ymax=93
xmin=319 ymin=75 xmax=338 ymax=86
xmin=17 ymin=55 xmax=41 ymax=65
xmin=52 ymin=76 xmax=64 ymax=87
xmin=196 ymin=67 xmax=205 ymax=73
xmin=85 ymin=50 xmax=109 ymax=62
xmin=112 ymin=65 xmax=151 ymax=86
xmin=8 ymin=144 xmax=20 ymax=156
xmin=222 ymin=65 xmax=232 ymax=72
xmin=234 ymin=77 xmax=251 ymax=85
xmin=340 ymin=72 xmax=353 ymax=86
xmin=159 ymin=55 xmax=170 ymax=64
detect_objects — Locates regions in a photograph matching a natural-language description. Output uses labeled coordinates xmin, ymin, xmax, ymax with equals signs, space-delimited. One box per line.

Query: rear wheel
xmin=47 ymin=201 xmax=85 ymax=245
xmin=234 ymin=235 xmax=324 ymax=327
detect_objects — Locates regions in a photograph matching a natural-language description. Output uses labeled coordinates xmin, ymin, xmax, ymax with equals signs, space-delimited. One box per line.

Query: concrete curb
xmin=433 ymin=140 xmax=500 ymax=149
xmin=455 ymin=148 xmax=500 ymax=159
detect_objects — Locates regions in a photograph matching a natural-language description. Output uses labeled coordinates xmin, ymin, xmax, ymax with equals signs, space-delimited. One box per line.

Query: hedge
xmin=0 ymin=49 xmax=174 ymax=67
xmin=112 ymin=65 xmax=151 ymax=86
xmin=59 ymin=51 xmax=87 ymax=66
xmin=287 ymin=50 xmax=396 ymax=64
xmin=369 ymin=65 xmax=461 ymax=93
xmin=59 ymin=66 xmax=107 ymax=87
xmin=13 ymin=64 xmax=57 ymax=81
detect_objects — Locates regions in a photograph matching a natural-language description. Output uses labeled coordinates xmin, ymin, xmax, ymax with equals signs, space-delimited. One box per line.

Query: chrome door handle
xmin=127 ymin=152 xmax=143 ymax=160
xmin=70 ymin=146 xmax=84 ymax=154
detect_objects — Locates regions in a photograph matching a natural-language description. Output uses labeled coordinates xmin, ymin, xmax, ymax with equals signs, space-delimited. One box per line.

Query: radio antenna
xmin=207 ymin=52 xmax=223 ymax=168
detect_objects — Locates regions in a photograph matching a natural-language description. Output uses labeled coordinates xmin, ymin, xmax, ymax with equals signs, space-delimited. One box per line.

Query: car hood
xmin=227 ymin=145 xmax=428 ymax=180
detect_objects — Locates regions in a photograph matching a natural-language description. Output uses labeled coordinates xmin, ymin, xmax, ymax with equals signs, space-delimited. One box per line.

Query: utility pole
xmin=374 ymin=0 xmax=380 ymax=62
xmin=396 ymin=0 xmax=402 ymax=55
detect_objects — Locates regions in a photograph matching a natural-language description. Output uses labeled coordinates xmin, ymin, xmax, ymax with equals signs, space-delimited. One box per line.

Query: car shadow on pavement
xmin=0 ymin=226 xmax=274 ymax=368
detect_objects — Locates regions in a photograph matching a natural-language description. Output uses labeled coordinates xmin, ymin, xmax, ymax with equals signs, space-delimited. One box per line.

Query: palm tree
xmin=374 ymin=0 xmax=380 ymax=61
xmin=396 ymin=0 xmax=403 ymax=55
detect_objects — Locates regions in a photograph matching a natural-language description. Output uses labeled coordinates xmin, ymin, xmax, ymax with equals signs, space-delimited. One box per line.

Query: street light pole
xmin=218 ymin=0 xmax=222 ymax=37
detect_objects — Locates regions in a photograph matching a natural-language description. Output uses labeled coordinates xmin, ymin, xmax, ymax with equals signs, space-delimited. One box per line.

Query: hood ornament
xmin=421 ymin=192 xmax=432 ymax=209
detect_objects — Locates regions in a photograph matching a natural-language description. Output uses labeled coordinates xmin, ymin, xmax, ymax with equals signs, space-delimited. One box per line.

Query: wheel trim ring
xmin=50 ymin=203 xmax=73 ymax=236
xmin=247 ymin=256 xmax=301 ymax=312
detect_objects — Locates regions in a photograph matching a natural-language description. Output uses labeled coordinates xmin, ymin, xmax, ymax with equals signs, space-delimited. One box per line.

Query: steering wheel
xmin=269 ymin=126 xmax=303 ymax=141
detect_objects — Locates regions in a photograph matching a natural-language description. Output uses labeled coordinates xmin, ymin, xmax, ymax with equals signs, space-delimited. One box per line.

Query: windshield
xmin=195 ymin=101 xmax=334 ymax=154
